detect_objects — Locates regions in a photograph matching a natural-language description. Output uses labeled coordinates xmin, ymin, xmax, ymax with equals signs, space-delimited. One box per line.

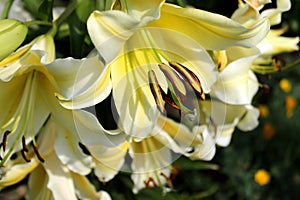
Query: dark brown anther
xmin=169 ymin=62 xmax=205 ymax=99
xmin=273 ymin=55 xmax=287 ymax=72
xmin=32 ymin=143 xmax=44 ymax=163
xmin=170 ymin=166 xmax=179 ymax=180
xmin=2 ymin=131 xmax=11 ymax=152
xmin=22 ymin=136 xmax=29 ymax=152
xmin=21 ymin=150 xmax=31 ymax=162
xmin=0 ymin=155 xmax=2 ymax=160
xmin=144 ymin=177 xmax=158 ymax=188
xmin=160 ymin=172 xmax=174 ymax=189
xmin=148 ymin=70 xmax=166 ymax=114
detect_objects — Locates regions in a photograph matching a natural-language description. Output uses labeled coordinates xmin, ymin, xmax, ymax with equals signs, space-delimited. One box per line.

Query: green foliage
xmin=23 ymin=0 xmax=54 ymax=21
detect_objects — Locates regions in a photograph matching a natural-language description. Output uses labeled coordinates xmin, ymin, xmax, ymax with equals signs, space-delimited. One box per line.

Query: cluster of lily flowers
xmin=0 ymin=0 xmax=299 ymax=199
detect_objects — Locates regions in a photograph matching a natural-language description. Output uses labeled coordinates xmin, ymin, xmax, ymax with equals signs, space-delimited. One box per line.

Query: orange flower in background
xmin=258 ymin=104 xmax=269 ymax=118
xmin=262 ymin=122 xmax=276 ymax=140
xmin=255 ymin=169 xmax=271 ymax=186
xmin=285 ymin=95 xmax=297 ymax=118
xmin=279 ymin=78 xmax=292 ymax=93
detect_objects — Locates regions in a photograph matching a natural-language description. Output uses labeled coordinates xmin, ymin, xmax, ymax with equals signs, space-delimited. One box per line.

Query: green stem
xmin=1 ymin=0 xmax=15 ymax=19
xmin=55 ymin=0 xmax=81 ymax=27
xmin=24 ymin=20 xmax=53 ymax=27
xmin=48 ymin=0 xmax=82 ymax=36
xmin=252 ymin=58 xmax=300 ymax=74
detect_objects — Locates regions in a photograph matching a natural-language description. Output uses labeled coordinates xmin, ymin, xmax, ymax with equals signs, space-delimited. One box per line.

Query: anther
xmin=160 ymin=172 xmax=174 ymax=189
xmin=21 ymin=150 xmax=31 ymax=162
xmin=273 ymin=55 xmax=287 ymax=72
xmin=169 ymin=62 xmax=205 ymax=100
xmin=148 ymin=70 xmax=166 ymax=114
xmin=170 ymin=166 xmax=179 ymax=180
xmin=158 ymin=63 xmax=186 ymax=101
xmin=32 ymin=143 xmax=44 ymax=163
xmin=2 ymin=130 xmax=10 ymax=152
xmin=22 ymin=136 xmax=29 ymax=152
xmin=144 ymin=177 xmax=158 ymax=188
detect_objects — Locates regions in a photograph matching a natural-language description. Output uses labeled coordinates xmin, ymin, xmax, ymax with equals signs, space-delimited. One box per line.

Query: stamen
xmin=148 ymin=70 xmax=166 ymax=114
xmin=169 ymin=62 xmax=205 ymax=100
xmin=273 ymin=55 xmax=287 ymax=72
xmin=170 ymin=166 xmax=179 ymax=180
xmin=21 ymin=149 xmax=31 ymax=162
xmin=2 ymin=130 xmax=11 ymax=152
xmin=144 ymin=177 xmax=158 ymax=188
xmin=160 ymin=172 xmax=174 ymax=189
xmin=158 ymin=63 xmax=186 ymax=100
xmin=32 ymin=143 xmax=44 ymax=163
xmin=22 ymin=136 xmax=29 ymax=152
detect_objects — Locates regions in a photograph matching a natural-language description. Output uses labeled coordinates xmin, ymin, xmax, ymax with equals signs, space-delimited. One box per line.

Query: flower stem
xmin=252 ymin=58 xmax=300 ymax=74
xmin=24 ymin=20 xmax=53 ymax=27
xmin=1 ymin=0 xmax=15 ymax=19
xmin=48 ymin=0 xmax=82 ymax=36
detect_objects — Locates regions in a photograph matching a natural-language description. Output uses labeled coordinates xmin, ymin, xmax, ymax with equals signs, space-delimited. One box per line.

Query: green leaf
xmin=67 ymin=0 xmax=96 ymax=58
xmin=23 ymin=0 xmax=54 ymax=21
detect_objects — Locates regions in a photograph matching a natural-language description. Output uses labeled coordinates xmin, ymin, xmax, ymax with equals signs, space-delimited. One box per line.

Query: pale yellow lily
xmin=80 ymin=114 xmax=215 ymax=193
xmin=0 ymin=119 xmax=111 ymax=200
xmin=199 ymin=99 xmax=259 ymax=147
xmin=0 ymin=35 xmax=118 ymax=177
xmin=83 ymin=0 xmax=270 ymax=140
xmin=233 ymin=0 xmax=291 ymax=26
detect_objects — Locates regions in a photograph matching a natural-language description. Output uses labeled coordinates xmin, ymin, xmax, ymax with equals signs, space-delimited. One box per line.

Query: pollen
xmin=262 ymin=122 xmax=276 ymax=140
xmin=279 ymin=79 xmax=292 ymax=93
xmin=254 ymin=169 xmax=271 ymax=186
xmin=285 ymin=95 xmax=297 ymax=118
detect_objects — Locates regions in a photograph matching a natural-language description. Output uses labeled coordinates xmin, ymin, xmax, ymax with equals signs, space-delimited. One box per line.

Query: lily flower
xmin=0 ymin=34 xmax=118 ymax=178
xmin=199 ymin=99 xmax=259 ymax=147
xmin=80 ymin=114 xmax=215 ymax=193
xmin=77 ymin=0 xmax=270 ymax=192
xmin=232 ymin=0 xmax=299 ymax=73
xmin=0 ymin=118 xmax=111 ymax=200
xmin=233 ymin=0 xmax=291 ymax=26
xmin=83 ymin=0 xmax=270 ymax=139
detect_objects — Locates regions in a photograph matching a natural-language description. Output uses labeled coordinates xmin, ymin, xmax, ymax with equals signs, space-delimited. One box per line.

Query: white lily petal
xmin=87 ymin=10 xmax=140 ymax=64
xmin=0 ymin=158 xmax=38 ymax=188
xmin=99 ymin=191 xmax=112 ymax=200
xmin=129 ymin=137 xmax=172 ymax=193
xmin=27 ymin=165 xmax=54 ymax=200
xmin=54 ymin=120 xmax=93 ymax=175
xmin=150 ymin=3 xmax=270 ymax=50
xmin=47 ymin=56 xmax=111 ymax=109
xmin=123 ymin=0 xmax=164 ymax=22
xmin=91 ymin=142 xmax=127 ymax=182
xmin=72 ymin=172 xmax=106 ymax=200
xmin=212 ymin=55 xmax=259 ymax=105
xmin=190 ymin=126 xmax=216 ymax=160
xmin=214 ymin=119 xmax=239 ymax=147
xmin=237 ymin=105 xmax=260 ymax=131
xmin=30 ymin=34 xmax=55 ymax=64
xmin=74 ymin=110 xmax=126 ymax=147
xmin=44 ymin=152 xmax=77 ymax=200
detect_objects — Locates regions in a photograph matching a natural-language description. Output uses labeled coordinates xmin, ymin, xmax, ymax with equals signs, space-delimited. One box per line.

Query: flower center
xmin=0 ymin=70 xmax=44 ymax=168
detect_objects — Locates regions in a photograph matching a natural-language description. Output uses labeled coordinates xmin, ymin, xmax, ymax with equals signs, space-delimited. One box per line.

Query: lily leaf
xmin=23 ymin=0 xmax=53 ymax=21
